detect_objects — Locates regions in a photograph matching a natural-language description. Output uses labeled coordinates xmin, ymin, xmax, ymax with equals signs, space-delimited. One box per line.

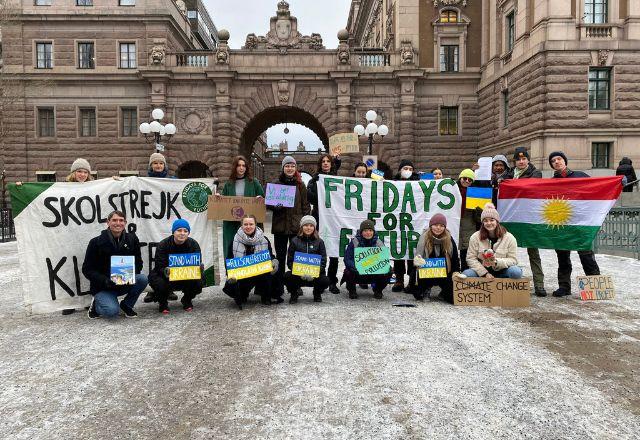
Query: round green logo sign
xmin=182 ymin=182 xmax=212 ymax=213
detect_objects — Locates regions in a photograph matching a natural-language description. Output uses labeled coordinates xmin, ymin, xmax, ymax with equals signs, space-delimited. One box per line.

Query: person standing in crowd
xmin=148 ymin=219 xmax=203 ymax=314
xmin=463 ymin=203 xmax=523 ymax=279
xmin=268 ymin=156 xmax=311 ymax=299
xmin=377 ymin=161 xmax=394 ymax=180
xmin=219 ymin=155 xmax=265 ymax=257
xmin=503 ymin=147 xmax=547 ymax=296
xmin=616 ymin=157 xmax=637 ymax=192
xmin=342 ymin=219 xmax=391 ymax=299
xmin=306 ymin=153 xmax=341 ymax=294
xmin=412 ymin=213 xmax=460 ymax=303
xmin=490 ymin=155 xmax=510 ymax=203
xmin=391 ymin=159 xmax=420 ymax=293
xmin=147 ymin=152 xmax=173 ymax=178
xmin=222 ymin=215 xmax=279 ymax=309
xmin=548 ymin=151 xmax=600 ymax=297
xmin=353 ymin=162 xmax=369 ymax=178
xmin=284 ymin=216 xmax=330 ymax=303
xmin=457 ymin=168 xmax=481 ymax=271
xmin=431 ymin=168 xmax=444 ymax=180
xmin=82 ymin=210 xmax=148 ymax=319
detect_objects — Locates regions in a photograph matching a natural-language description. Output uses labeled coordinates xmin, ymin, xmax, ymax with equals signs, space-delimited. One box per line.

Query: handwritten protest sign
xmin=453 ymin=276 xmax=530 ymax=307
xmin=265 ymin=183 xmax=297 ymax=208
xmin=418 ymin=258 xmax=447 ymax=279
xmin=169 ymin=253 xmax=201 ymax=281
xmin=355 ymin=247 xmax=391 ymax=275
xmin=225 ymin=250 xmax=273 ymax=280
xmin=577 ymin=275 xmax=615 ymax=300
xmin=329 ymin=133 xmax=360 ymax=155
xmin=110 ymin=256 xmax=135 ymax=285
xmin=371 ymin=169 xmax=385 ymax=181
xmin=207 ymin=196 xmax=266 ymax=222
xmin=363 ymin=155 xmax=378 ymax=171
xmin=292 ymin=252 xmax=321 ymax=278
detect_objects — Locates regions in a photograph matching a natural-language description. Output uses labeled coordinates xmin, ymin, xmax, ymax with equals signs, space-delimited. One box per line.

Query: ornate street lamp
xmin=139 ymin=108 xmax=177 ymax=153
xmin=354 ymin=110 xmax=388 ymax=155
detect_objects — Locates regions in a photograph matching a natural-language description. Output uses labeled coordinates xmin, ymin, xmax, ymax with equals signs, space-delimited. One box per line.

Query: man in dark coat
xmin=548 ymin=151 xmax=600 ymax=297
xmin=149 ymin=219 xmax=203 ymax=314
xmin=616 ymin=157 xmax=637 ymax=193
xmin=82 ymin=210 xmax=148 ymax=318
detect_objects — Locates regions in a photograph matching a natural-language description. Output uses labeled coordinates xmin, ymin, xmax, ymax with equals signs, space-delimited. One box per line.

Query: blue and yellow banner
xmin=225 ymin=250 xmax=272 ymax=280
xmin=169 ymin=253 xmax=202 ymax=281
xmin=418 ymin=258 xmax=447 ymax=279
xmin=465 ymin=186 xmax=493 ymax=210
xmin=292 ymin=252 xmax=321 ymax=278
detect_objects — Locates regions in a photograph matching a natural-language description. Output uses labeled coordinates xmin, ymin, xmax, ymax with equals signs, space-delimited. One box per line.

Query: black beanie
xmin=548 ymin=151 xmax=568 ymax=167
xmin=398 ymin=159 xmax=414 ymax=171
xmin=360 ymin=219 xmax=375 ymax=232
xmin=513 ymin=147 xmax=530 ymax=161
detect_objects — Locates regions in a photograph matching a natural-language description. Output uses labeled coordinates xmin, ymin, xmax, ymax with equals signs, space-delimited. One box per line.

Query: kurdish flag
xmin=498 ymin=176 xmax=622 ymax=251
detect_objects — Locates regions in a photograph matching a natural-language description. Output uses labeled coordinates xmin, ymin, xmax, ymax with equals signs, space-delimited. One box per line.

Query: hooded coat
xmin=616 ymin=157 xmax=637 ymax=192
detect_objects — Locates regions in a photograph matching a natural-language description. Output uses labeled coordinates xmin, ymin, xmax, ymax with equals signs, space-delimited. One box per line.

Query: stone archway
xmin=176 ymin=161 xmax=211 ymax=179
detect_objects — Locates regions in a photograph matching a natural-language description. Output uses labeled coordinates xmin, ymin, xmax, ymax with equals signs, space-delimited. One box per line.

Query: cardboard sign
xmin=371 ymin=169 xmax=385 ymax=181
xmin=292 ymin=252 xmax=321 ymax=278
xmin=168 ymin=253 xmax=201 ymax=281
xmin=363 ymin=155 xmax=378 ymax=171
xmin=329 ymin=133 xmax=360 ymax=155
xmin=578 ymin=275 xmax=615 ymax=300
xmin=207 ymin=196 xmax=266 ymax=223
xmin=110 ymin=256 xmax=135 ymax=286
xmin=453 ymin=277 xmax=530 ymax=307
xmin=225 ymin=250 xmax=273 ymax=280
xmin=354 ymin=247 xmax=391 ymax=275
xmin=265 ymin=183 xmax=296 ymax=208
xmin=466 ymin=186 xmax=493 ymax=210
xmin=418 ymin=258 xmax=447 ymax=279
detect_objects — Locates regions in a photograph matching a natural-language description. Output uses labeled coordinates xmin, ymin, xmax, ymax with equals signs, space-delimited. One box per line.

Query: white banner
xmin=318 ymin=176 xmax=462 ymax=259
xmin=11 ymin=177 xmax=218 ymax=314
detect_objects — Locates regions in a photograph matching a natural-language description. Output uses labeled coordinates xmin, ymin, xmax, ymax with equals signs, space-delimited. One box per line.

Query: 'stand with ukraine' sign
xmin=291 ymin=252 xmax=321 ymax=278
xmin=418 ymin=258 xmax=447 ymax=279
xmin=169 ymin=253 xmax=202 ymax=281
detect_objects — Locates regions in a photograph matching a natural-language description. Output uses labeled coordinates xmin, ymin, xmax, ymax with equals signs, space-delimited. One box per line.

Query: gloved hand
xmin=301 ymin=274 xmax=313 ymax=282
xmin=270 ymin=259 xmax=279 ymax=275
xmin=163 ymin=267 xmax=170 ymax=278
xmin=413 ymin=255 xmax=426 ymax=267
xmin=271 ymin=203 xmax=284 ymax=212
xmin=227 ymin=277 xmax=238 ymax=285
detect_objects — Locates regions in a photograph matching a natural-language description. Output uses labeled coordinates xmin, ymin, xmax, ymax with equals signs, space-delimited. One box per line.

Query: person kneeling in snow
xmin=341 ymin=219 xmax=391 ymax=300
xmin=413 ymin=213 xmax=460 ymax=303
xmin=283 ymin=215 xmax=330 ymax=303
xmin=149 ymin=219 xmax=203 ymax=314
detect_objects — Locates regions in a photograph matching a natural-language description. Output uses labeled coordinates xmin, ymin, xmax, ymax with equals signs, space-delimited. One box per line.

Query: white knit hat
xmin=480 ymin=203 xmax=500 ymax=222
xmin=70 ymin=158 xmax=91 ymax=173
xmin=149 ymin=152 xmax=167 ymax=168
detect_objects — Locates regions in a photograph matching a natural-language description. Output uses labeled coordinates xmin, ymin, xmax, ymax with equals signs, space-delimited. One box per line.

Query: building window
xmin=119 ymin=43 xmax=136 ymax=68
xmin=76 ymin=0 xmax=93 ymax=5
xmin=440 ymin=45 xmax=459 ymax=72
xmin=589 ymin=68 xmax=611 ymax=110
xmin=37 ymin=108 xmax=55 ymax=137
xmin=439 ymin=106 xmax=458 ymax=135
xmin=78 ymin=42 xmax=95 ymax=69
xmin=36 ymin=42 xmax=53 ymax=69
xmin=503 ymin=91 xmax=510 ymax=127
xmin=591 ymin=142 xmax=611 ymax=168
xmin=119 ymin=0 xmax=135 ymax=5
xmin=34 ymin=0 xmax=52 ymax=5
xmin=187 ymin=10 xmax=197 ymax=19
xmin=506 ymin=11 xmax=515 ymax=52
xmin=79 ymin=108 xmax=97 ymax=137
xmin=440 ymin=10 xmax=458 ymax=23
xmin=36 ymin=171 xmax=56 ymax=182
xmin=121 ymin=107 xmax=137 ymax=137
xmin=584 ymin=0 xmax=608 ymax=24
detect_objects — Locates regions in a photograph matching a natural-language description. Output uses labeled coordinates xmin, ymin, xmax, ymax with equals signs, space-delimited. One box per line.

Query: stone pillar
xmin=212 ymin=78 xmax=233 ymax=180
xmin=396 ymin=74 xmax=419 ymax=170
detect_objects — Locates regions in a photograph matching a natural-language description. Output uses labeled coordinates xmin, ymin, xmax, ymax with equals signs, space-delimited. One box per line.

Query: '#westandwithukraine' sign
xmin=292 ymin=252 xmax=321 ymax=278
xmin=225 ymin=250 xmax=272 ymax=280
xmin=169 ymin=253 xmax=202 ymax=281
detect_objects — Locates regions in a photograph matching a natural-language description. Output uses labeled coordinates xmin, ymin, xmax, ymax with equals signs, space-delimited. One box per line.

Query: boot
xmin=535 ymin=287 xmax=548 ymax=297
xmin=329 ymin=283 xmax=340 ymax=294
xmin=181 ymin=296 xmax=193 ymax=311
xmin=552 ymin=287 xmax=570 ymax=297
xmin=373 ymin=289 xmax=384 ymax=299
xmin=289 ymin=292 xmax=299 ymax=304
xmin=348 ymin=288 xmax=358 ymax=299
xmin=143 ymin=291 xmax=155 ymax=303
xmin=391 ymin=281 xmax=404 ymax=292
xmin=313 ymin=290 xmax=322 ymax=302
xmin=158 ymin=302 xmax=170 ymax=315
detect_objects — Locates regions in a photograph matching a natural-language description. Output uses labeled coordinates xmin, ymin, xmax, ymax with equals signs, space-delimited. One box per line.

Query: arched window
xmin=440 ymin=9 xmax=458 ymax=23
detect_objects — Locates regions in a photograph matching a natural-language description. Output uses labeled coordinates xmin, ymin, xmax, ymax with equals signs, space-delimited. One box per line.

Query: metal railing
xmin=594 ymin=207 xmax=640 ymax=259
xmin=0 ymin=208 xmax=15 ymax=243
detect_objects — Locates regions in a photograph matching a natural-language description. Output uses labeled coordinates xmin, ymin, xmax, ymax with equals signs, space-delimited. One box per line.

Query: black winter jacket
xmin=286 ymin=234 xmax=327 ymax=274
xmin=505 ymin=163 xmax=542 ymax=179
xmin=150 ymin=236 xmax=202 ymax=284
xmin=82 ymin=230 xmax=143 ymax=295
xmin=616 ymin=158 xmax=637 ymax=192
xmin=307 ymin=158 xmax=342 ymax=222
xmin=553 ymin=168 xmax=589 ymax=178
xmin=267 ymin=174 xmax=311 ymax=235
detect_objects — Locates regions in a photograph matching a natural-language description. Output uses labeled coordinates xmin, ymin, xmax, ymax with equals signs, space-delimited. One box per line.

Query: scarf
xmin=148 ymin=168 xmax=168 ymax=178
xmin=513 ymin=167 xmax=526 ymax=179
xmin=231 ymin=227 xmax=269 ymax=258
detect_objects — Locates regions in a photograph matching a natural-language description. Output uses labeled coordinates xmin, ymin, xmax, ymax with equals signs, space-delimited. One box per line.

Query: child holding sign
xmin=149 ymin=219 xmax=204 ymax=314
xmin=412 ymin=214 xmax=460 ymax=303
xmin=284 ymin=216 xmax=330 ymax=303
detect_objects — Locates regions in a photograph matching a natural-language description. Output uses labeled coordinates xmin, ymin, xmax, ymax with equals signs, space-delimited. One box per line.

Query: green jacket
xmin=221 ymin=178 xmax=265 ymax=256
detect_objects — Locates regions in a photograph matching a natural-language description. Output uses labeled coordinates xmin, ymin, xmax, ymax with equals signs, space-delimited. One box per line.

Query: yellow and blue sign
xmin=465 ymin=186 xmax=493 ymax=210
xmin=225 ymin=250 xmax=273 ymax=280
xmin=169 ymin=253 xmax=202 ymax=281
xmin=418 ymin=258 xmax=447 ymax=279
xmin=292 ymin=252 xmax=321 ymax=278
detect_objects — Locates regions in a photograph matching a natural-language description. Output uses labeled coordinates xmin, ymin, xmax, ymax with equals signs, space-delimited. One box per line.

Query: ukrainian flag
xmin=466 ymin=186 xmax=493 ymax=210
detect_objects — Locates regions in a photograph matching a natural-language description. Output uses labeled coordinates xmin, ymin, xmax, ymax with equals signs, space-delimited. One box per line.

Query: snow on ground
xmin=0 ymin=240 xmax=639 ymax=439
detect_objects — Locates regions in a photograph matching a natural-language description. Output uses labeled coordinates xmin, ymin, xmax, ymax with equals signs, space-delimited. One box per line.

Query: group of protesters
xmin=25 ymin=145 xmax=632 ymax=319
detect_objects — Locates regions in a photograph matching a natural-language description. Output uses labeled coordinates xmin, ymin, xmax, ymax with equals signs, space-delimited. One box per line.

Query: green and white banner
xmin=318 ymin=176 xmax=462 ymax=259
xmin=8 ymin=177 xmax=218 ymax=315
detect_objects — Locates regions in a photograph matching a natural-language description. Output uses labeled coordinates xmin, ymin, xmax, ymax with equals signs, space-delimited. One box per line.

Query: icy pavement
xmin=0 ymin=240 xmax=639 ymax=440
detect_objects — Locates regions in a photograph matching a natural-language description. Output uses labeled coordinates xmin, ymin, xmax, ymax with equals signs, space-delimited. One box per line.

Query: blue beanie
xmin=172 ymin=218 xmax=191 ymax=234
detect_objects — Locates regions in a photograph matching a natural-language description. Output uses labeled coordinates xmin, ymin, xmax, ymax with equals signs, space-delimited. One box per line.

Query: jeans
xmin=555 ymin=250 xmax=600 ymax=291
xmin=93 ymin=274 xmax=148 ymax=318
xmin=462 ymin=266 xmax=523 ymax=279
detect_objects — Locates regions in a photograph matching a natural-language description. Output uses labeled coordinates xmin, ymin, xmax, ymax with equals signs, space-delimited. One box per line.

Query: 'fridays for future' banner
xmin=8 ymin=177 xmax=219 ymax=315
xmin=318 ymin=176 xmax=462 ymax=259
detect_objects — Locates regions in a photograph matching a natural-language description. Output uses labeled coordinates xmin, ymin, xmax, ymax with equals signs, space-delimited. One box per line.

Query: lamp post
xmin=139 ymin=108 xmax=177 ymax=153
xmin=353 ymin=110 xmax=388 ymax=155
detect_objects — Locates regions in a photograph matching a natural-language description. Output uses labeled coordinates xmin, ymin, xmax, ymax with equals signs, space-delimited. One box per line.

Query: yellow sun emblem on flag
xmin=541 ymin=196 xmax=573 ymax=228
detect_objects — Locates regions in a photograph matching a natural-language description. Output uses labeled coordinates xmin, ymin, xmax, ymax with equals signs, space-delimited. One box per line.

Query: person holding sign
xmin=219 ymin=155 xmax=265 ymax=258
xmin=223 ymin=214 xmax=280 ymax=309
xmin=148 ymin=219 xmax=203 ymax=314
xmin=82 ymin=210 xmax=148 ymax=319
xmin=413 ymin=214 xmax=460 ymax=302
xmin=463 ymin=204 xmax=523 ymax=280
xmin=342 ymin=219 xmax=391 ymax=299
xmin=267 ymin=156 xmax=311 ymax=298
xmin=284 ymin=216 xmax=330 ymax=303
xmin=307 ymin=154 xmax=341 ymax=294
